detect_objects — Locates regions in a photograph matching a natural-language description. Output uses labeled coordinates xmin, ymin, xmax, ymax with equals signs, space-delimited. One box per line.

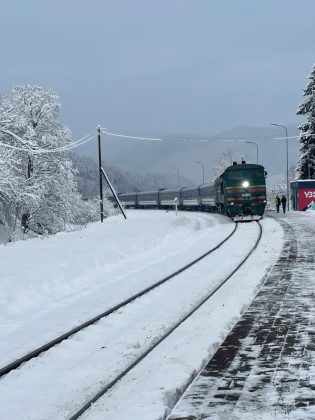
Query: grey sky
xmin=1 ymin=0 xmax=314 ymax=142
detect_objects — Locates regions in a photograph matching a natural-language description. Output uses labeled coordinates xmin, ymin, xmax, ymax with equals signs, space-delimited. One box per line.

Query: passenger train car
xmin=116 ymin=161 xmax=267 ymax=221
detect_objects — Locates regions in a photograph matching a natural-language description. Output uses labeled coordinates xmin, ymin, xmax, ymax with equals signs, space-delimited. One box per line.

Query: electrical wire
xmin=0 ymin=124 xmax=303 ymax=155
xmin=0 ymin=130 xmax=97 ymax=154
xmin=0 ymin=135 xmax=96 ymax=154
xmin=273 ymin=136 xmax=298 ymax=140
xmin=35 ymin=134 xmax=97 ymax=154
xmin=101 ymin=128 xmax=163 ymax=141
xmin=101 ymin=127 xmax=300 ymax=143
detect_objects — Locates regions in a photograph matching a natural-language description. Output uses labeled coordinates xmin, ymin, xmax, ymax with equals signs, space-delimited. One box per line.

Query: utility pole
xmin=153 ymin=174 xmax=158 ymax=189
xmin=271 ymin=123 xmax=290 ymax=211
xmin=308 ymin=137 xmax=310 ymax=179
xmin=97 ymin=125 xmax=104 ymax=222
xmin=195 ymin=161 xmax=205 ymax=184
xmin=172 ymin=166 xmax=180 ymax=188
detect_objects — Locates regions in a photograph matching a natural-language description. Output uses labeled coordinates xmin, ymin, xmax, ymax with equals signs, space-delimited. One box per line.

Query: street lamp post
xmin=309 ymin=90 xmax=315 ymax=179
xmin=195 ymin=161 xmax=205 ymax=184
xmin=172 ymin=166 xmax=180 ymax=188
xmin=307 ymin=137 xmax=310 ymax=179
xmin=245 ymin=141 xmax=259 ymax=164
xmin=219 ymin=139 xmax=258 ymax=164
xmin=153 ymin=174 xmax=158 ymax=189
xmin=306 ymin=134 xmax=315 ymax=179
xmin=271 ymin=123 xmax=289 ymax=211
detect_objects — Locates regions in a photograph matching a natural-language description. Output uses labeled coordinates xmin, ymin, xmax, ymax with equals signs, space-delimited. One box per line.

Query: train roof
xmin=181 ymin=183 xmax=214 ymax=191
xmin=225 ymin=163 xmax=264 ymax=171
xmin=137 ymin=190 xmax=159 ymax=196
xmin=198 ymin=183 xmax=214 ymax=190
xmin=181 ymin=186 xmax=198 ymax=191
xmin=118 ymin=192 xmax=138 ymax=197
xmin=159 ymin=188 xmax=181 ymax=194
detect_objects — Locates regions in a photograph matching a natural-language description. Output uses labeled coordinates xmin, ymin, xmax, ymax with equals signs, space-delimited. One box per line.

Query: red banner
xmin=298 ymin=188 xmax=315 ymax=210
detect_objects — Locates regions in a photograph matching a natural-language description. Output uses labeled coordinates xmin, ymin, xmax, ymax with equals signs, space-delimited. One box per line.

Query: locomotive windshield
xmin=227 ymin=169 xmax=264 ymax=179
xmin=247 ymin=169 xmax=264 ymax=178
xmin=227 ymin=170 xmax=243 ymax=179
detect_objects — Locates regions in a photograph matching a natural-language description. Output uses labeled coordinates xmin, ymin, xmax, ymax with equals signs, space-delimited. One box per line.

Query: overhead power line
xmin=0 ymin=124 xmax=302 ymax=155
xmin=0 ymin=129 xmax=97 ymax=154
xmin=273 ymin=136 xmax=298 ymax=140
xmin=101 ymin=127 xmax=299 ymax=142
xmin=101 ymin=128 xmax=163 ymax=141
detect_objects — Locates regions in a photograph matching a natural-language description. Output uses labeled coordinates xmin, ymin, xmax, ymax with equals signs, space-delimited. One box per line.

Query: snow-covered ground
xmin=1 ymin=211 xmax=232 ymax=365
xmin=0 ymin=210 xmax=283 ymax=419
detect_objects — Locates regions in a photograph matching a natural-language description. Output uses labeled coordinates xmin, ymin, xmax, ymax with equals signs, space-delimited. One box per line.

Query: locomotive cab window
xmin=227 ymin=168 xmax=264 ymax=180
xmin=227 ymin=170 xmax=243 ymax=179
xmin=246 ymin=169 xmax=264 ymax=178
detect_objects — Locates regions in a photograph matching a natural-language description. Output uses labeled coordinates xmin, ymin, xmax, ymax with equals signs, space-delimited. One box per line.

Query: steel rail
xmin=0 ymin=223 xmax=238 ymax=379
xmin=68 ymin=221 xmax=262 ymax=420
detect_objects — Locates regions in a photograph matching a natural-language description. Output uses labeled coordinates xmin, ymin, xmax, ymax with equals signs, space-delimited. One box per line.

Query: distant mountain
xmin=77 ymin=125 xmax=299 ymax=184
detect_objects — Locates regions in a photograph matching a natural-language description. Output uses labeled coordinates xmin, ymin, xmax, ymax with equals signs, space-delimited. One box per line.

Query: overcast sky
xmin=1 ymin=0 xmax=314 ymax=140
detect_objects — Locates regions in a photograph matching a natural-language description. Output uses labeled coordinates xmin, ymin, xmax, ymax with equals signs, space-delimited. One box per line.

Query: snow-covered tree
xmin=296 ymin=64 xmax=315 ymax=179
xmin=0 ymin=85 xmax=79 ymax=233
xmin=0 ymin=145 xmax=22 ymax=225
xmin=210 ymin=150 xmax=247 ymax=182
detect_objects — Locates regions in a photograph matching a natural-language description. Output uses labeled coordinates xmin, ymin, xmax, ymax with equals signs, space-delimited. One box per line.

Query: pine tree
xmin=296 ymin=64 xmax=315 ymax=179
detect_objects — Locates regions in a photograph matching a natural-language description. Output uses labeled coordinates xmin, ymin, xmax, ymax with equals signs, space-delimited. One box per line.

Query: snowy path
xmin=0 ymin=211 xmax=233 ymax=366
xmin=169 ymin=212 xmax=315 ymax=420
xmin=0 ymin=221 xmax=261 ymax=419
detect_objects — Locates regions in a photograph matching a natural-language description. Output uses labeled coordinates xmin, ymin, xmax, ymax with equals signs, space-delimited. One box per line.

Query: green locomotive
xmin=215 ymin=161 xmax=267 ymax=221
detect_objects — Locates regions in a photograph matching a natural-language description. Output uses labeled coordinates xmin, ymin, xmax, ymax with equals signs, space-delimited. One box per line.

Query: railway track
xmin=68 ymin=221 xmax=262 ymax=420
xmin=0 ymin=222 xmax=238 ymax=379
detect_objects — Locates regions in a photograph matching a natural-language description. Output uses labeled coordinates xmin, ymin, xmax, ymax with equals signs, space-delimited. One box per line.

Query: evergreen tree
xmin=296 ymin=64 xmax=315 ymax=179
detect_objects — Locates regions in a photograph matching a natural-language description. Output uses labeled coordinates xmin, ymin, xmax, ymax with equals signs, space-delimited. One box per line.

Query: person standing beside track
xmin=274 ymin=194 xmax=281 ymax=213
xmin=281 ymin=195 xmax=287 ymax=214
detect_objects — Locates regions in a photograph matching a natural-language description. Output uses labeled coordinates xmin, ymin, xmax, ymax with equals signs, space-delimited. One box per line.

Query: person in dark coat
xmin=281 ymin=195 xmax=287 ymax=214
xmin=274 ymin=194 xmax=281 ymax=213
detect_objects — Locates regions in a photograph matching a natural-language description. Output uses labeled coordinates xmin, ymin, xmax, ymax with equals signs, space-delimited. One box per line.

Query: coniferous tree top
xmin=296 ymin=64 xmax=315 ymax=179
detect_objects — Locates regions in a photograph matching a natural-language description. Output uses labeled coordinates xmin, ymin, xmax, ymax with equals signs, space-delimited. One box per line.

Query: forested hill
xmin=70 ymin=153 xmax=194 ymax=199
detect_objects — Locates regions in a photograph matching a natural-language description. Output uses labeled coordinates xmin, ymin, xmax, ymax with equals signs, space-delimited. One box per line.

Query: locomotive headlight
xmin=242 ymin=180 xmax=249 ymax=188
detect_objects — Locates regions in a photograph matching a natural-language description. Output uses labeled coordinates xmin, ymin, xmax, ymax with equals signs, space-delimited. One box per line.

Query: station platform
xmin=169 ymin=212 xmax=315 ymax=420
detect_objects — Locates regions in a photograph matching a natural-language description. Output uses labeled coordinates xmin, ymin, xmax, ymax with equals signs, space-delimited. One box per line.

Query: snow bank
xmin=0 ymin=210 xmax=233 ymax=365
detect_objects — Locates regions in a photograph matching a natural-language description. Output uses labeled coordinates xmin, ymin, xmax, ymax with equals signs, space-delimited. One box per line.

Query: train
xmin=116 ymin=161 xmax=267 ymax=221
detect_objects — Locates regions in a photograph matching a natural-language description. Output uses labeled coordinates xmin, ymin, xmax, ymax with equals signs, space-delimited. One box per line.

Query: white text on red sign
xmin=304 ymin=191 xmax=315 ymax=198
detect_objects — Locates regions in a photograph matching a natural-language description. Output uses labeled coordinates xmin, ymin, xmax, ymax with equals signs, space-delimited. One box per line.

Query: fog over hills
xmin=77 ymin=124 xmax=299 ymax=185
